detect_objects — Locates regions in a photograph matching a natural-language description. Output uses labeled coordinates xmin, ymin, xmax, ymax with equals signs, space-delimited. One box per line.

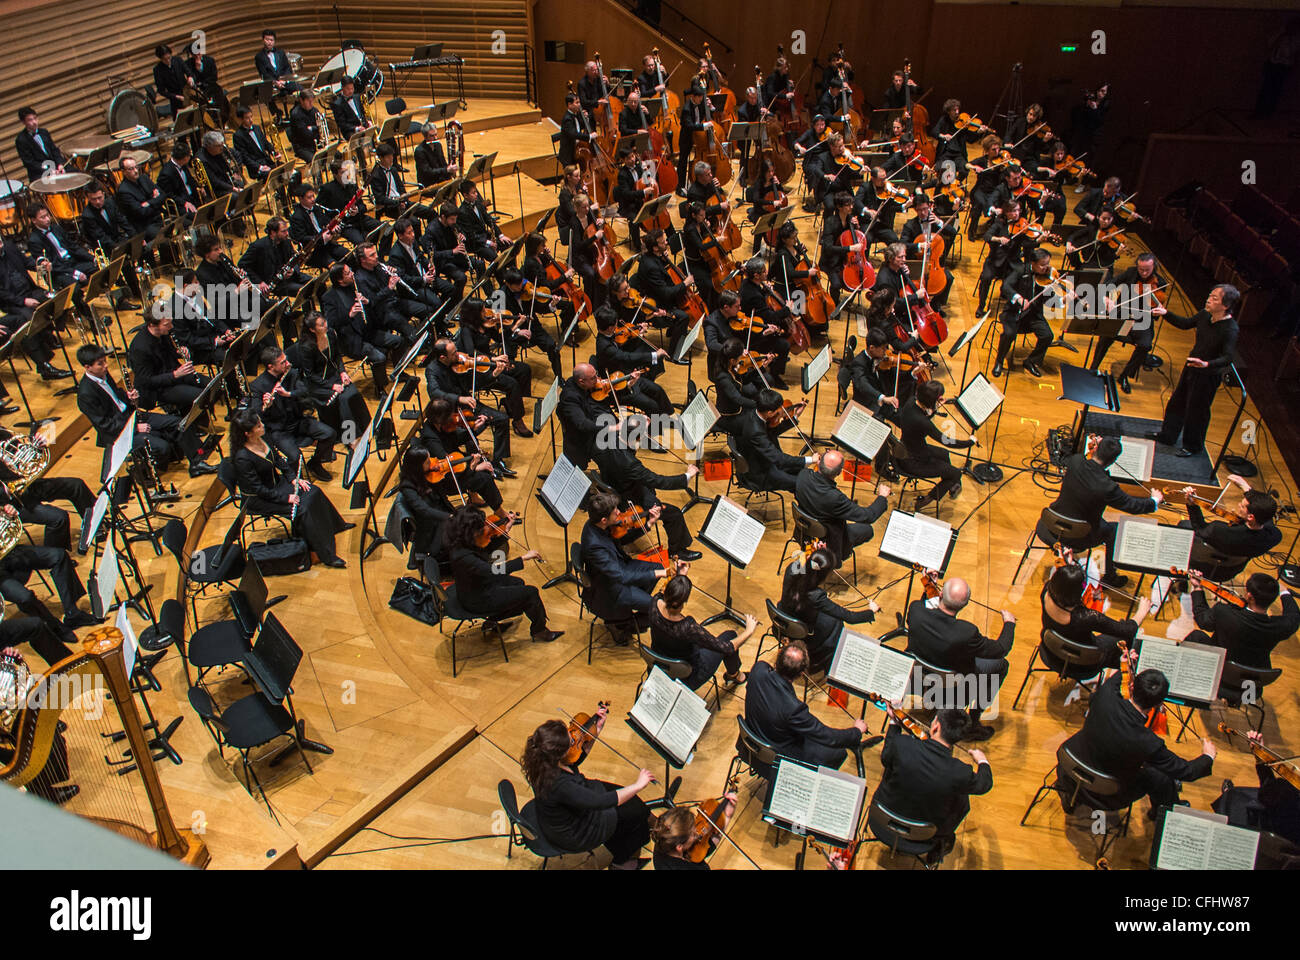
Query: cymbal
xmin=65 ymin=134 xmax=114 ymax=154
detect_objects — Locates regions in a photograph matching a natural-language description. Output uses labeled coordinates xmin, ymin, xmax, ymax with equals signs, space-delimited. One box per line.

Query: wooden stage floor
xmin=8 ymin=100 xmax=1298 ymax=870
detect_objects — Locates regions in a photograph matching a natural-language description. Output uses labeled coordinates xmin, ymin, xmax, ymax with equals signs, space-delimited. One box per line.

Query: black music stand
xmin=29 ymin=289 xmax=79 ymax=396
xmin=1064 ymin=311 xmax=1131 ymax=374
xmin=245 ymin=612 xmax=334 ymax=759
xmin=0 ymin=322 xmax=49 ymax=430
xmin=632 ymin=193 xmax=673 ymax=232
xmin=1059 ymin=361 xmax=1120 ymax=453
xmin=698 ymin=497 xmax=761 ymax=627
xmin=536 ymin=454 xmax=592 ymax=589
xmin=800 ymin=345 xmax=835 ymax=451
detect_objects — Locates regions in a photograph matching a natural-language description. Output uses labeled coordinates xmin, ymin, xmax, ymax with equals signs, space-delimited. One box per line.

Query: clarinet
xmin=380 ymin=262 xmax=419 ymax=298
xmin=222 ymin=253 xmax=253 ymax=286
xmin=168 ymin=333 xmax=202 ymax=385
xmin=289 ymin=454 xmax=305 ymax=521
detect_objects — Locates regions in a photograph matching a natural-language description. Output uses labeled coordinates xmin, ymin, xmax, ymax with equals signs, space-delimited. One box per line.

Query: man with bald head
xmin=905 ymin=576 xmax=1016 ymax=741
xmin=795 ymin=448 xmax=891 ymax=568
xmin=558 ymin=362 xmax=618 ymax=469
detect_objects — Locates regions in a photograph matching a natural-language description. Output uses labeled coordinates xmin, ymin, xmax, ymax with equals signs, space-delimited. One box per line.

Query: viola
xmin=1053 ymin=154 xmax=1094 ymax=180
xmin=1009 ymin=217 xmax=1063 ymax=246
xmin=1097 ymin=225 xmax=1127 ymax=251
xmin=840 ymin=215 xmax=875 ymax=290
xmin=1029 ymin=121 xmax=1053 ymax=142
xmin=832 ymin=149 xmax=866 ymax=174
xmin=939 ymin=179 xmax=968 ymax=208
xmin=564 ymin=700 xmax=610 ymax=764
xmin=1013 ymin=179 xmax=1055 ymax=202
xmin=875 ymin=181 xmax=911 ymax=204
xmin=731 ymin=349 xmax=774 ymax=376
xmin=481 ymin=307 xmax=519 ymax=330
xmin=1170 ymin=568 xmax=1247 ymax=608
xmin=1112 ymin=198 xmax=1144 ymax=222
xmin=452 ymin=352 xmax=495 ymax=374
xmin=759 ymin=398 xmax=807 ymax=429
xmin=618 ymin=286 xmax=664 ymax=317
xmin=952 ymin=111 xmax=987 ymax=133
xmin=611 ymin=319 xmax=650 ymax=345
xmin=590 ymin=367 xmax=647 ymax=401
xmin=1162 ymin=488 xmax=1242 ymax=524
xmin=685 ymin=796 xmax=731 ymax=863
xmin=424 ymin=454 xmax=476 ymax=485
xmin=609 ymin=504 xmax=654 ymax=539
xmin=879 ymin=348 xmax=931 ymax=382
xmin=728 ymin=310 xmax=768 ymax=336
xmin=1218 ymin=723 xmax=1300 ymax=791
xmin=473 ymin=510 xmax=515 ymax=549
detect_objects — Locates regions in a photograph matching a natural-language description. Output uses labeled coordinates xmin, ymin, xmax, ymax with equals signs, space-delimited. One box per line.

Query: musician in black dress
xmin=778 ymin=544 xmax=879 ymax=670
xmin=419 ymin=398 xmax=509 ymax=507
xmin=650 ymin=575 xmax=753 ymax=689
xmin=1064 ymin=206 xmax=1123 ymax=275
xmin=444 ymin=507 xmax=561 ymax=643
xmin=1040 ymin=559 xmax=1150 ymax=681
xmin=392 ymin=446 xmax=455 ymax=567
xmin=229 ymin=409 xmax=349 ymax=568
xmin=522 ymin=717 xmax=654 ymax=869
xmin=292 ymin=311 xmax=370 ymax=441
xmin=897 ymin=379 xmax=975 ymax=510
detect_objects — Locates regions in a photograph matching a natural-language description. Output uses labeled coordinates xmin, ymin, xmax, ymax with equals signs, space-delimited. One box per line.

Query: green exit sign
xmin=1060 ymin=43 xmax=1079 ymax=53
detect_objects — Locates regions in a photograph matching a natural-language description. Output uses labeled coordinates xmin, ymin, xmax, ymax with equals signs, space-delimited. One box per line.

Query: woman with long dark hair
xmin=778 ymin=543 xmax=879 ymax=670
xmin=295 ymin=310 xmax=371 ymax=441
xmin=521 ymin=718 xmax=654 ymax=869
xmin=229 ymin=409 xmax=351 ymax=568
xmin=393 ymin=445 xmax=454 ymax=567
xmin=443 ymin=506 xmax=562 ymax=643
xmin=649 ymin=574 xmax=755 ymax=689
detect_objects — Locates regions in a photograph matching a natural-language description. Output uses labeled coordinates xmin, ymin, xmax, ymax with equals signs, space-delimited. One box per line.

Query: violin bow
xmin=691 ymin=800 xmax=763 ymax=870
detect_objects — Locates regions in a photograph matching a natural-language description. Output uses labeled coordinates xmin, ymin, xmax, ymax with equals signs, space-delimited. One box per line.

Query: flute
xmin=289 ymin=454 xmax=305 ymax=522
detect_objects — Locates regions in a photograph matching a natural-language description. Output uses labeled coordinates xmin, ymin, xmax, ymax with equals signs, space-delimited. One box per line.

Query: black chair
xmin=883 ymin=436 xmax=939 ymax=517
xmin=752 ymin=598 xmax=811 ymax=672
xmin=572 ymin=542 xmax=641 ymax=665
xmin=1218 ymin=660 xmax=1283 ymax=732
xmin=865 ymin=800 xmax=945 ymax=869
xmin=1011 ymin=627 xmax=1106 ymax=710
xmin=497 ymin=778 xmax=576 ymax=869
xmin=428 ymin=558 xmax=509 ymax=678
xmin=635 ymin=639 xmax=721 ymax=711
xmin=188 ymin=685 xmax=313 ymax=804
xmin=780 ymin=500 xmax=859 ymax=583
xmin=1187 ymin=539 xmax=1252 ymax=583
xmin=1022 ymin=743 xmax=1133 ymax=864
xmin=159 ymin=516 xmax=246 ymax=627
xmin=1012 ymin=505 xmax=1094 ymax=583
xmin=727 ymin=715 xmax=780 ymax=794
xmin=725 ymin=440 xmax=787 ymax=530
xmin=217 ymin=458 xmax=291 ymax=551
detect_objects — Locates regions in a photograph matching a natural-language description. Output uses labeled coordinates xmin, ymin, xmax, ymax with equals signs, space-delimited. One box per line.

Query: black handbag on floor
xmin=389 ymin=576 xmax=440 ymax=626
xmin=247 ymin=538 xmax=311 ymax=576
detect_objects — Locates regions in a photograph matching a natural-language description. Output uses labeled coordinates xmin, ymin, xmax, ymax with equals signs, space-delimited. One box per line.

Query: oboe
xmin=380 ymin=262 xmax=419 ymax=298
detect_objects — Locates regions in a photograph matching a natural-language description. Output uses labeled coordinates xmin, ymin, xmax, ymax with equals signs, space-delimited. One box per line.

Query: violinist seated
xmin=992 ymin=247 xmax=1059 ymax=379
xmin=855 ymin=167 xmax=908 ymax=246
xmin=454 ymin=299 xmax=535 ymax=440
xmin=1065 ymin=207 xmax=1124 ymax=275
xmin=592 ymin=428 xmax=702 ymax=562
xmin=1041 ymin=559 xmax=1151 ymax=697
xmin=778 ymin=544 xmax=879 ymax=671
xmin=322 ymin=262 xmax=402 ymax=395
xmin=288 ymin=183 xmax=349 ymax=270
xmin=873 ymin=705 xmax=992 ymax=860
xmin=1040 ymin=436 xmax=1162 ymax=589
xmin=990 ymin=167 xmax=1056 ymax=230
xmin=906 ymin=578 xmax=1015 ymax=741
xmin=1212 ymin=732 xmax=1300 ymax=850
xmin=614 ymin=147 xmax=654 ymax=252
xmin=651 ymin=795 xmax=739 ymax=870
xmin=730 ymin=389 xmax=820 ymax=494
xmin=393 ymin=446 xmax=456 ymax=568
xmin=418 ymin=398 xmax=509 ymax=510
xmin=1045 ymin=139 xmax=1091 ymax=193
xmin=606 ymin=273 xmax=675 ymax=353
xmin=250 ymin=345 xmax=337 ymax=482
xmin=900 ymin=195 xmax=955 ymax=291
xmin=795 ymin=450 xmax=890 ymax=567
xmin=931 ymin=98 xmax=989 ymax=178
xmin=1059 ymin=667 xmax=1215 ymax=813
xmin=845 ymin=327 xmax=910 ymax=421
xmin=680 ymin=201 xmax=722 ymax=312
xmin=898 ymin=380 xmax=976 ymax=511
xmin=629 ymin=228 xmax=693 ymax=353
xmin=1186 ymin=571 xmax=1298 ymax=672
xmin=966 ymin=134 xmax=1009 ymax=241
xmin=424 ymin=339 xmax=514 ymax=477
xmin=558 ymin=362 xmax=620 ymax=470
xmin=1177 ymin=479 xmax=1281 ymax=582
xmin=737 ymin=260 xmax=794 ymax=387
xmin=445 ymin=506 xmax=563 ymax=644
xmin=974 ymin=199 xmax=1032 ymax=316
xmin=745 ymin=640 xmax=870 ymax=771
xmin=815 ymin=134 xmax=864 ymax=209
xmin=650 ymin=575 xmax=753 ymax=691
xmin=711 ymin=338 xmax=763 ymax=435
xmin=521 ymin=717 xmax=654 ymax=871
xmin=497 ymin=269 xmax=564 ymax=380
xmin=557 ymin=92 xmax=593 ymax=170
xmin=580 ymin=491 xmax=683 ymax=630
xmin=1089 ymin=253 xmax=1168 ymax=393
xmin=882 ymin=137 xmax=930 ymax=186
xmin=1074 ymin=176 xmax=1125 ymax=225
xmin=593 ymin=305 xmax=673 ymax=416
xmin=794 ymin=115 xmax=831 ymax=197
xmin=388 ymin=218 xmax=452 ymax=332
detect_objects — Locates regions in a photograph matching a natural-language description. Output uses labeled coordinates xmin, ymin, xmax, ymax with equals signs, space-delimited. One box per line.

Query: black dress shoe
xmin=323 ymin=557 xmax=347 ymax=568
xmin=530 ymin=629 xmax=564 ymax=643
xmin=1144 ymin=431 xmax=1166 ymax=443
xmin=308 ymin=462 xmax=332 ymax=482
xmin=991 ymin=361 xmax=1004 ymax=378
xmin=1118 ymin=374 xmax=1132 ymax=394
xmin=189 ymin=461 xmax=218 ymax=477
xmin=62 ymin=609 xmax=98 ymax=630
xmin=511 ymin=419 xmax=534 ymax=438
xmin=1175 ymin=448 xmax=1196 ymax=458
xmin=38 ymin=364 xmax=73 ymax=381
xmin=677 ymin=549 xmax=703 ymax=561
xmin=1024 ymin=361 xmax=1043 ymax=378
xmin=493 ymin=462 xmax=517 ymax=479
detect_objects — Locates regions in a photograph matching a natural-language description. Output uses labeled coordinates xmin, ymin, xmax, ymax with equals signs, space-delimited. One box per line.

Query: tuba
xmin=0 ymin=434 xmax=50 ymax=496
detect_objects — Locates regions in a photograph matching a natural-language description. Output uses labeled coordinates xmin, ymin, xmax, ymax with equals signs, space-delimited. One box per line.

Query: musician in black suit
xmin=153 ymin=44 xmax=191 ymax=119
xmin=873 ymin=707 xmax=992 ymax=858
xmin=557 ymin=93 xmax=593 ymax=168
xmin=497 ymin=269 xmax=563 ymax=379
xmin=974 ymin=199 xmax=1029 ymax=317
xmin=457 ymin=182 xmax=508 ymax=261
xmin=675 ymin=85 xmax=709 ymax=192
xmin=354 ymin=241 xmax=417 ymax=347
xmin=0 ymin=237 xmax=70 ymax=380
xmin=237 ymin=217 xmax=308 ymax=298
xmin=14 ymin=108 xmax=64 ymax=181
xmin=229 ymin=409 xmax=348 ymax=568
xmin=157 ymin=141 xmax=203 ymax=219
xmin=993 ymin=248 xmax=1058 ymax=378
xmin=194 ymin=235 xmax=253 ymax=325
xmin=233 ymin=106 xmax=279 ymax=179
xmin=629 ymin=229 xmax=692 ymax=352
xmin=795 ymin=449 xmax=889 ymax=566
xmin=197 ymin=131 xmax=242 ymax=198
xmin=1060 ymin=669 xmax=1215 ymax=811
xmin=579 ymin=492 xmax=679 ymax=628
xmin=454 ymin=300 xmax=532 ymax=437
xmin=287 ymin=90 xmax=322 ymax=163
xmin=1039 ymin=436 xmax=1162 ymax=588
xmin=730 ymin=390 xmax=817 ymax=494
xmin=288 ymin=183 xmax=347 ymax=269
xmin=424 ymin=343 xmax=513 ymax=475
xmin=613 ymin=148 xmax=652 ymax=252
xmin=420 ymin=203 xmax=471 ymax=303
xmin=167 ymin=267 xmax=235 ymax=366
xmin=321 ymin=263 xmax=400 ymax=394
xmin=368 ymin=142 xmax=407 ymax=219
xmin=330 ymin=76 xmax=372 ymax=141
xmin=897 ymin=379 xmax=976 ymax=510
xmin=844 ymin=327 xmax=908 ymax=417
xmin=592 ymin=306 xmax=671 ymax=416
xmin=0 ymin=529 xmax=94 ymax=646
xmin=113 ymin=156 xmax=166 ymax=239
xmin=0 ymin=425 xmax=92 ymax=553
xmin=127 ymin=309 xmax=210 ymax=416
xmin=414 ymin=125 xmax=455 ymax=187
xmin=250 ymin=346 xmax=336 ymax=481
xmin=1088 ymin=254 xmax=1168 ymax=393
xmin=254 ymin=29 xmax=299 ymax=102
xmin=417 ymin=398 xmax=507 ymax=506
xmin=744 ymin=641 xmax=868 ymax=770
xmin=27 ymin=205 xmax=94 ymax=293
xmin=557 ymin=362 xmax=614 ymax=470
xmin=1178 ymin=476 xmax=1281 ymax=581
xmin=388 ymin=218 xmax=449 ymax=328
xmin=78 ymin=183 xmax=140 ymax=305
xmin=592 ymin=425 xmax=701 ymax=560
xmin=905 ymin=578 xmax=1015 ymax=740
xmin=1187 ymin=572 xmax=1298 ymax=671
xmin=318 ymin=161 xmax=377 ymax=245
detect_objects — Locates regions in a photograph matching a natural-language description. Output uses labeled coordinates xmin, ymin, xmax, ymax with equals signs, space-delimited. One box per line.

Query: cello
xmin=541 ymin=247 xmax=593 ymax=321
xmin=784 ymin=238 xmax=833 ymax=334
xmin=902 ymin=59 xmax=936 ymax=165
xmin=840 ymin=215 xmax=875 ymax=290
xmin=649 ymin=48 xmax=682 ymax=153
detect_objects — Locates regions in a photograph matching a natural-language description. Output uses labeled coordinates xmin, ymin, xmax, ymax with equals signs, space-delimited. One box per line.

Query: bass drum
xmin=107 ymin=88 xmax=159 ymax=135
xmin=317 ymin=49 xmax=384 ymax=103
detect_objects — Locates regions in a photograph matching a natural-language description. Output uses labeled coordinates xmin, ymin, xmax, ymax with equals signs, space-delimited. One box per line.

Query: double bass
xmin=694 ymin=84 xmax=733 ymax=188
xmin=840 ymin=215 xmax=875 ymax=290
xmin=902 ymin=59 xmax=936 ymax=165
xmin=748 ymin=65 xmax=796 ymax=185
xmin=649 ymin=48 xmax=682 ymax=152
xmin=700 ymin=43 xmax=737 ymax=128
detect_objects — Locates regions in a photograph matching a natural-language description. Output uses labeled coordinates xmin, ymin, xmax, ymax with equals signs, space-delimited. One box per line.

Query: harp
xmin=0 ymin=626 xmax=209 ymax=867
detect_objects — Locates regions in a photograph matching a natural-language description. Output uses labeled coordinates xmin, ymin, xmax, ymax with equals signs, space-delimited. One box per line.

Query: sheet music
xmin=701 ymin=496 xmax=765 ymax=567
xmin=678 ymin=390 xmax=719 ymax=451
xmin=629 ymin=667 xmax=709 ymax=765
xmin=1135 ymin=635 xmax=1225 ymax=703
xmin=674 ymin=318 xmax=702 ymax=363
xmin=803 ymin=345 xmax=831 ymax=390
xmin=828 ymin=628 xmax=914 ymax=702
xmin=1112 ymin=436 xmax=1155 ymax=484
xmin=767 ymin=760 xmax=818 ymax=827
xmin=539 ymin=455 xmax=592 ymax=524
xmin=767 ymin=761 xmax=864 ymax=844
xmin=955 ymin=374 xmax=1003 ymax=429
xmin=105 ymin=411 xmax=137 ymax=483
xmin=535 ymin=376 xmax=561 ymax=431
xmin=1157 ymin=807 xmax=1259 ymax=870
xmin=832 ymin=402 xmax=893 ymax=459
xmin=629 ymin=666 xmax=676 ymax=736
xmin=880 ymin=510 xmax=952 ymax=571
xmin=343 ymin=418 xmax=374 ymax=488
xmin=1113 ymin=519 xmax=1194 ymax=572
xmin=115 ymin=603 xmax=138 ymax=677
xmin=94 ymin=547 xmax=120 ymax=623
xmin=82 ymin=490 xmax=110 ymax=551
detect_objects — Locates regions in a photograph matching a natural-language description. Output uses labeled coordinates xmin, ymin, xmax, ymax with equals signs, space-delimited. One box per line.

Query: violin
xmin=564 ymin=700 xmax=610 ymax=765
xmin=731 ymin=349 xmax=774 ymax=377
xmin=1052 ymin=544 xmax=1105 ymax=612
xmin=879 ymin=348 xmax=932 ymax=382
xmin=1112 ymin=198 xmax=1144 ymax=222
xmin=1165 ymin=488 xmax=1243 ymax=524
xmin=1008 ymin=216 xmax=1063 ymax=246
xmin=609 ymin=504 xmax=654 ymax=539
xmin=1115 ymin=639 xmax=1168 ymax=735
xmin=481 ymin=307 xmax=519 ymax=330
xmin=452 ymin=352 xmax=495 ymax=374
xmin=875 ymin=180 xmax=911 ymax=204
xmin=759 ymin=398 xmax=807 ymax=429
xmin=685 ymin=796 xmax=731 ymax=863
xmin=1013 ymin=179 xmax=1056 ymax=203
xmin=590 ymin=368 xmax=646 ymax=401
xmin=618 ymin=286 xmax=665 ymax=318
xmin=424 ymin=454 xmax=476 ymax=485
xmin=1170 ymin=568 xmax=1247 ymax=608
xmin=1218 ymin=723 xmax=1300 ymax=791
xmin=611 ymin=319 xmax=650 ymax=345
xmin=728 ymin=310 xmax=767 ymax=337
xmin=1096 ymin=224 xmax=1127 ymax=251
xmin=952 ymin=111 xmax=987 ymax=134
xmin=1053 ymin=153 xmax=1094 ymax=180
xmin=473 ymin=510 xmax=516 ymax=549
xmin=832 ymin=148 xmax=866 ymax=174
